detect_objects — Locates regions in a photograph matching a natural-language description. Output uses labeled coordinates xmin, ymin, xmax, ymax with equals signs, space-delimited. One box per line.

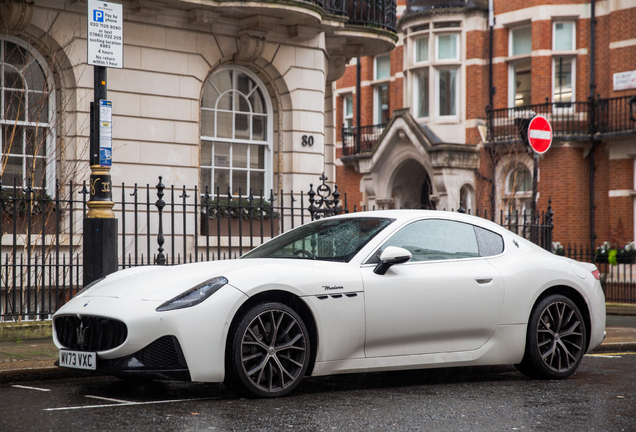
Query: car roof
xmin=330 ymin=209 xmax=505 ymax=232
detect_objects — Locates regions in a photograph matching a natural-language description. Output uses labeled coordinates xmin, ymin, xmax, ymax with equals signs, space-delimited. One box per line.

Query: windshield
xmin=242 ymin=217 xmax=394 ymax=262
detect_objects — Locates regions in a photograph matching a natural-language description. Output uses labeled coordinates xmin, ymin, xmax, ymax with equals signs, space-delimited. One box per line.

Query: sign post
xmin=84 ymin=0 xmax=123 ymax=286
xmin=526 ymin=115 xmax=553 ymax=232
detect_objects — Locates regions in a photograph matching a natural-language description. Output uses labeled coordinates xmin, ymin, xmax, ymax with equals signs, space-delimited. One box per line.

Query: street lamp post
xmin=83 ymin=0 xmax=123 ymax=286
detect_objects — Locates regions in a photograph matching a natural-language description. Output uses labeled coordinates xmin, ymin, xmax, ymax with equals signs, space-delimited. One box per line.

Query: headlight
xmin=156 ymin=276 xmax=228 ymax=312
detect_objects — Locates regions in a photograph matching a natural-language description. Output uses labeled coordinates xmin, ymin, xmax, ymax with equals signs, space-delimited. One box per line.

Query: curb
xmin=606 ymin=303 xmax=636 ymax=316
xmin=0 ymin=366 xmax=92 ymax=384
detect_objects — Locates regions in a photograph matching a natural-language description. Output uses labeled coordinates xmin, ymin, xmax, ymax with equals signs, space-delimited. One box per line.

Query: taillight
xmin=592 ymin=269 xmax=601 ymax=280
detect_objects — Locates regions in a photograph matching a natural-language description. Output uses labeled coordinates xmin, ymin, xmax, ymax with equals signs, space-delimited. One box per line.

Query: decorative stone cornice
xmin=187 ymin=8 xmax=220 ymax=25
xmin=0 ymin=0 xmax=34 ymax=32
xmin=326 ymin=55 xmax=348 ymax=84
xmin=234 ymin=31 xmax=266 ymax=63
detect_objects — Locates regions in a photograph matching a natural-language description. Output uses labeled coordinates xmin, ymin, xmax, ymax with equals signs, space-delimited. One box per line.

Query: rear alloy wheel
xmin=227 ymin=302 xmax=309 ymax=397
xmin=516 ymin=294 xmax=587 ymax=379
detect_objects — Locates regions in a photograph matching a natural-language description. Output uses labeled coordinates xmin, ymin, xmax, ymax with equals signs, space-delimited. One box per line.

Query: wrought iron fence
xmin=559 ymin=244 xmax=636 ymax=304
xmin=487 ymin=95 xmax=636 ymax=144
xmin=342 ymin=123 xmax=387 ymax=155
xmin=2 ymin=175 xmax=596 ymax=322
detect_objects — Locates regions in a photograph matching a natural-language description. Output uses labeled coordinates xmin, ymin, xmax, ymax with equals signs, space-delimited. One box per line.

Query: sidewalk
xmin=1 ymin=320 xmax=635 ymax=384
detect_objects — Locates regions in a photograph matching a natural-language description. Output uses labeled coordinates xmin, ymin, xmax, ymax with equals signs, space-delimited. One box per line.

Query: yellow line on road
xmin=586 ymin=352 xmax=636 ymax=356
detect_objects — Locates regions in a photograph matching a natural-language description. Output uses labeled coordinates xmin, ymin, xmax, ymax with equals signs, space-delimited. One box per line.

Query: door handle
xmin=475 ymin=277 xmax=493 ymax=284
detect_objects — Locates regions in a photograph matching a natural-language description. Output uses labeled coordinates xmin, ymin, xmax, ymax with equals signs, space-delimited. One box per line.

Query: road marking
xmin=43 ymin=397 xmax=219 ymax=411
xmin=12 ymin=385 xmax=51 ymax=392
xmin=585 ymin=353 xmax=636 ymax=358
xmin=85 ymin=395 xmax=131 ymax=403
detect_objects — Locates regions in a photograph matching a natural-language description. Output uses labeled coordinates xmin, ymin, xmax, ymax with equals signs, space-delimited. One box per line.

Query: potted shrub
xmin=1 ymin=189 xmax=55 ymax=234
xmin=200 ymin=198 xmax=279 ymax=237
xmin=552 ymin=241 xmax=565 ymax=256
xmin=594 ymin=241 xmax=611 ymax=264
xmin=617 ymin=242 xmax=636 ymax=264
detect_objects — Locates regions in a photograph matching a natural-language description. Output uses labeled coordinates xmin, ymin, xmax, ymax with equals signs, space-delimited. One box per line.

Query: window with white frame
xmin=509 ymin=26 xmax=532 ymax=108
xmin=415 ymin=36 xmax=429 ymax=63
xmin=412 ymin=35 xmax=430 ymax=119
xmin=553 ymin=21 xmax=576 ymax=107
xmin=0 ymin=38 xmax=54 ymax=193
xmin=437 ymin=68 xmax=458 ymax=117
xmin=409 ymin=23 xmax=461 ymax=120
xmin=374 ymin=55 xmax=391 ymax=124
xmin=436 ymin=33 xmax=459 ymax=61
xmin=343 ymin=95 xmax=353 ymax=130
xmin=200 ymin=67 xmax=271 ymax=196
xmin=414 ymin=68 xmax=429 ymax=118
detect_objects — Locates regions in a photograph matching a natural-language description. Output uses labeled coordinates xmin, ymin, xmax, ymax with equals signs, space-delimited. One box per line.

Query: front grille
xmin=55 ymin=315 xmax=127 ymax=351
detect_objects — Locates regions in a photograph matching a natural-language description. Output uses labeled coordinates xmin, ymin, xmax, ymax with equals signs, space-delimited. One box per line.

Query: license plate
xmin=59 ymin=350 xmax=97 ymax=370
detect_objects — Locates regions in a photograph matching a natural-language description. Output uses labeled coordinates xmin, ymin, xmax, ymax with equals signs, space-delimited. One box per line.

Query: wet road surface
xmin=1 ymin=353 xmax=634 ymax=432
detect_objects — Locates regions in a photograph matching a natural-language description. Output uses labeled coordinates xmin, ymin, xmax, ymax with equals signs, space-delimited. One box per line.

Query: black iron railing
xmin=487 ymin=95 xmax=636 ymax=144
xmin=322 ymin=0 xmax=347 ymax=15
xmin=345 ymin=0 xmax=397 ymax=32
xmin=406 ymin=0 xmax=467 ymax=13
xmin=560 ymin=244 xmax=636 ymax=304
xmin=342 ymin=123 xmax=387 ymax=155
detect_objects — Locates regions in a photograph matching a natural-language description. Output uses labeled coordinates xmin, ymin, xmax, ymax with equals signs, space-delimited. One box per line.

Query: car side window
xmin=474 ymin=226 xmax=504 ymax=257
xmin=380 ymin=219 xmax=480 ymax=262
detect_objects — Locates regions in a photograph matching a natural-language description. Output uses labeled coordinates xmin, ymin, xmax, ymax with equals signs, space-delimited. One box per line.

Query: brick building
xmin=334 ymin=0 xmax=636 ymax=251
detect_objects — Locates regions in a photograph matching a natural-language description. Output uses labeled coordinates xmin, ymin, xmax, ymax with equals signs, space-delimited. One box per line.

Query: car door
xmin=362 ymin=218 xmax=505 ymax=358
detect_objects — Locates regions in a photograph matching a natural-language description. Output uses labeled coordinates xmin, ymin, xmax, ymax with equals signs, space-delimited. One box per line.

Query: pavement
xmin=1 ymin=315 xmax=636 ymax=385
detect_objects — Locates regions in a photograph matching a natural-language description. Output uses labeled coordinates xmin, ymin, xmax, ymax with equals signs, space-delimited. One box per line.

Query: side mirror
xmin=373 ymin=246 xmax=412 ymax=275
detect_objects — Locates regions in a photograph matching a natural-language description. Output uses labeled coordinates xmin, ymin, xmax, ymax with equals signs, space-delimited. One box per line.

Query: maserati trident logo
xmin=76 ymin=322 xmax=89 ymax=348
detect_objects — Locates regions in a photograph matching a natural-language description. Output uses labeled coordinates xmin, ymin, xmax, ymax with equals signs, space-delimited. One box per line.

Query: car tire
xmin=225 ymin=302 xmax=310 ymax=398
xmin=516 ymin=294 xmax=587 ymax=380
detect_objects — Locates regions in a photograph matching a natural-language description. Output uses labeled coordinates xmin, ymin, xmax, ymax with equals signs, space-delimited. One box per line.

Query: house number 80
xmin=301 ymin=135 xmax=314 ymax=146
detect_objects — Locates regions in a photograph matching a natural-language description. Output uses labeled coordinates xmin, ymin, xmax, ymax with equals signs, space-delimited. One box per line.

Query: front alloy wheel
xmin=516 ymin=294 xmax=587 ymax=379
xmin=227 ymin=302 xmax=309 ymax=397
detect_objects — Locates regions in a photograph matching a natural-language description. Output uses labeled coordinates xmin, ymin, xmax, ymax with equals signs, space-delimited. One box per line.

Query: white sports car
xmin=53 ymin=210 xmax=606 ymax=397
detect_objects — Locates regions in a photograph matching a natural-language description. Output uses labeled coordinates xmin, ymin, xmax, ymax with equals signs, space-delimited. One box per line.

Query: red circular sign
xmin=527 ymin=115 xmax=552 ymax=154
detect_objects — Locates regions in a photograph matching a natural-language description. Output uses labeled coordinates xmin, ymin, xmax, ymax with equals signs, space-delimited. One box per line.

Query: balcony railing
xmin=345 ymin=0 xmax=397 ymax=32
xmin=342 ymin=123 xmax=387 ymax=156
xmin=487 ymin=95 xmax=636 ymax=144
xmin=406 ymin=0 xmax=467 ymax=13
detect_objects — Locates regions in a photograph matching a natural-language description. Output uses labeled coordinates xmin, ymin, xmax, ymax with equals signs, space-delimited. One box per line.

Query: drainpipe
xmin=488 ymin=0 xmax=496 ymax=220
xmin=356 ymin=57 xmax=361 ymax=154
xmin=589 ymin=0 xmax=596 ymax=252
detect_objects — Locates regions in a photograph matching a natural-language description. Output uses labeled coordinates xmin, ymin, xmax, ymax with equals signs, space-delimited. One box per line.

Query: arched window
xmin=200 ymin=67 xmax=272 ymax=196
xmin=506 ymin=165 xmax=532 ymax=194
xmin=460 ymin=184 xmax=474 ymax=213
xmin=0 ymin=38 xmax=54 ymax=192
xmin=504 ymin=164 xmax=533 ymax=223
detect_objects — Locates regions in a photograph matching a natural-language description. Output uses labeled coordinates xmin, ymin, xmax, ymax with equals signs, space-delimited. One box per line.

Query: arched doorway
xmin=390 ymin=159 xmax=435 ymax=209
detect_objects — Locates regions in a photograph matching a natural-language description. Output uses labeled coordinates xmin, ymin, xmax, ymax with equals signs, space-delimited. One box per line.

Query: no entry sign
xmin=527 ymin=115 xmax=552 ymax=154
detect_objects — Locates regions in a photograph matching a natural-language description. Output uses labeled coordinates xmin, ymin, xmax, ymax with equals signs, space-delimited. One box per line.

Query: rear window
xmin=474 ymin=226 xmax=504 ymax=257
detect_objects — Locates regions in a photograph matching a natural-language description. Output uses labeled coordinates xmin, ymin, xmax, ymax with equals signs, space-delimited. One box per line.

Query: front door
xmin=362 ymin=218 xmax=505 ymax=357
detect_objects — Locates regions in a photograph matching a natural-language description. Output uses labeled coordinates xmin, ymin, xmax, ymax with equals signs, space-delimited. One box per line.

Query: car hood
xmin=80 ymin=258 xmax=354 ymax=301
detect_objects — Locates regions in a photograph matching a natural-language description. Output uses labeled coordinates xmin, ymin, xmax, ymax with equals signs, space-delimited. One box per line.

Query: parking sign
xmin=87 ymin=0 xmax=123 ymax=69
